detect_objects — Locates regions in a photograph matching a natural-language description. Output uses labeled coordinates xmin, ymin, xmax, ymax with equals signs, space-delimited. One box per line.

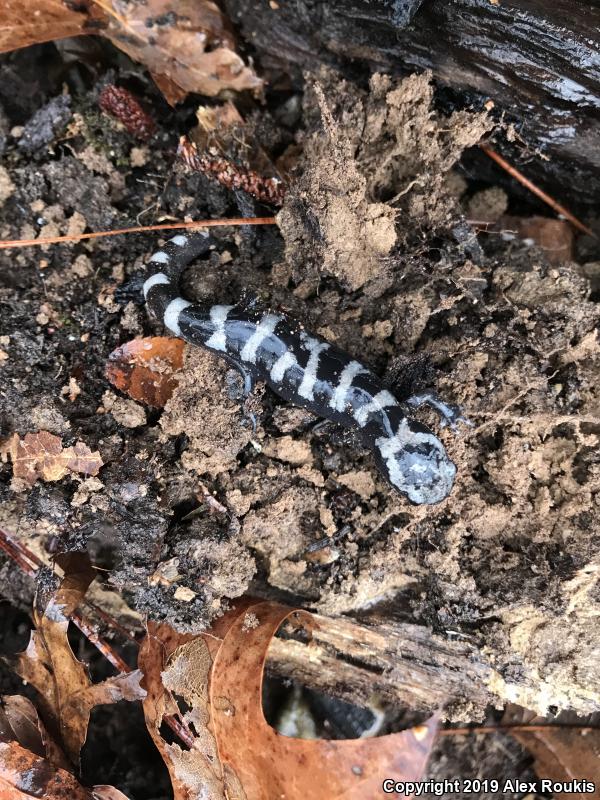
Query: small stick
xmin=0 ymin=217 xmax=277 ymax=250
xmin=0 ymin=528 xmax=195 ymax=746
xmin=439 ymin=723 xmax=596 ymax=736
xmin=0 ymin=529 xmax=127 ymax=671
xmin=479 ymin=144 xmax=595 ymax=237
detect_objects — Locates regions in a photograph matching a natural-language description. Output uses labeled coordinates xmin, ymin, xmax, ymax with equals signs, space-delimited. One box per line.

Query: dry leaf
xmin=0 ymin=740 xmax=93 ymax=800
xmin=0 ymin=0 xmax=102 ymax=53
xmin=104 ymin=0 xmax=262 ymax=102
xmin=139 ymin=600 xmax=439 ymax=800
xmin=105 ymin=336 xmax=185 ymax=408
xmin=503 ymin=705 xmax=600 ymax=797
xmin=501 ymin=215 xmax=575 ymax=264
xmin=0 ymin=0 xmax=261 ymax=104
xmin=3 ymin=553 xmax=145 ymax=764
xmin=0 ymin=697 xmax=131 ymax=799
xmin=91 ymin=787 xmax=131 ymax=800
xmin=0 ymin=696 xmax=46 ymax=760
xmin=512 ymin=727 xmax=600 ymax=796
xmin=2 ymin=431 xmax=103 ymax=486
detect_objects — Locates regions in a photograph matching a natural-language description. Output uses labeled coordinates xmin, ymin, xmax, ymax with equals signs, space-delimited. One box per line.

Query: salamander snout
xmin=374 ymin=418 xmax=457 ymax=504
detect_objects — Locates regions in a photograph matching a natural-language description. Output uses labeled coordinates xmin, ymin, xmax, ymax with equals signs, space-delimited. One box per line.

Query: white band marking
xmin=298 ymin=336 xmax=329 ymax=401
xmin=329 ymin=360 xmax=368 ymax=412
xmin=150 ymin=251 xmax=169 ymax=264
xmin=143 ymin=272 xmax=170 ymax=299
xmin=169 ymin=235 xmax=188 ymax=247
xmin=354 ymin=390 xmax=398 ymax=427
xmin=240 ymin=313 xmax=282 ymax=364
xmin=270 ymin=351 xmax=298 ymax=384
xmin=205 ymin=304 xmax=235 ymax=352
xmin=164 ymin=298 xmax=192 ymax=336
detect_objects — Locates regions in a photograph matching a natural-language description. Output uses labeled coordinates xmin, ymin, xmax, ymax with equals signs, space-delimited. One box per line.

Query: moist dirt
xmin=0 ymin=39 xmax=599 ymax=799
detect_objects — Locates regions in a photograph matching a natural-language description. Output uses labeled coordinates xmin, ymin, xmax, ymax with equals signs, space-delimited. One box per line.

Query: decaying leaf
xmin=1 ymin=431 xmax=103 ymax=486
xmin=0 ymin=740 xmax=94 ymax=800
xmin=0 ymin=0 xmax=102 ymax=53
xmin=0 ymin=0 xmax=262 ymax=104
xmin=2 ymin=553 xmax=145 ymax=764
xmin=0 ymin=695 xmax=131 ymax=798
xmin=139 ymin=600 xmax=439 ymax=800
xmin=103 ymin=0 xmax=262 ymax=103
xmin=502 ymin=705 xmax=600 ymax=796
xmin=105 ymin=336 xmax=185 ymax=408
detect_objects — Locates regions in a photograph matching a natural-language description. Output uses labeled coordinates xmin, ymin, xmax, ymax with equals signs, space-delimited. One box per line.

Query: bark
xmin=268 ymin=613 xmax=511 ymax=721
xmin=225 ymin=0 xmax=600 ymax=209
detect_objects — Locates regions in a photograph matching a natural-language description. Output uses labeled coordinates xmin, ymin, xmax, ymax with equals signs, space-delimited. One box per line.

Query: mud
xmin=0 ymin=44 xmax=599 ymax=728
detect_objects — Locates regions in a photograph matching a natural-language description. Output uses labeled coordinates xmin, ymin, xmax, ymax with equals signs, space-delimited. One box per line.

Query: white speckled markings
xmin=297 ymin=336 xmax=329 ymax=401
xmin=143 ymin=272 xmax=170 ymax=298
xmin=205 ymin=304 xmax=235 ymax=352
xmin=169 ymin=234 xmax=189 ymax=246
xmin=164 ymin=298 xmax=192 ymax=336
xmin=240 ymin=313 xmax=282 ymax=363
xmin=329 ymin=360 xmax=367 ymax=412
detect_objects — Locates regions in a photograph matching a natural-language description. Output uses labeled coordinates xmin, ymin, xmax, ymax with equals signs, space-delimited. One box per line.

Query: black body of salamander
xmin=143 ymin=231 xmax=460 ymax=504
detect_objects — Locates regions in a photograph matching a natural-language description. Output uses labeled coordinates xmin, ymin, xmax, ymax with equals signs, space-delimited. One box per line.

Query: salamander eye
xmin=375 ymin=420 xmax=456 ymax=504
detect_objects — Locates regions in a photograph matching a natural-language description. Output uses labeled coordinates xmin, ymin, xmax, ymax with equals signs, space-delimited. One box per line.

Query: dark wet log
xmin=225 ymin=0 xmax=600 ymax=210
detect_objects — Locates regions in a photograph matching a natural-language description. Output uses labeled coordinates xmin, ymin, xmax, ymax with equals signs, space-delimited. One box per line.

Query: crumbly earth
xmin=0 ymin=42 xmax=599 ymax=739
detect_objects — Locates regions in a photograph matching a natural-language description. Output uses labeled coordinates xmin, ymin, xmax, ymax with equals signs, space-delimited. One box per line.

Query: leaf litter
xmin=105 ymin=336 xmax=185 ymax=408
xmin=0 ymin=0 xmax=261 ymax=103
xmin=1 ymin=553 xmax=145 ymax=765
xmin=1 ymin=558 xmax=439 ymax=799
xmin=1 ymin=432 xmax=103 ymax=487
xmin=139 ymin=600 xmax=439 ymax=800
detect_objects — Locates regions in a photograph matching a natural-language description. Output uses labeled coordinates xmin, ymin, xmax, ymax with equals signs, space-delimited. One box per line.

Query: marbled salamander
xmin=144 ymin=231 xmax=463 ymax=504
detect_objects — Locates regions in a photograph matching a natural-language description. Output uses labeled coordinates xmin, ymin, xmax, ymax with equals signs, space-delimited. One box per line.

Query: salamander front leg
xmin=223 ymin=358 xmax=259 ymax=432
xmin=403 ymin=392 xmax=473 ymax=431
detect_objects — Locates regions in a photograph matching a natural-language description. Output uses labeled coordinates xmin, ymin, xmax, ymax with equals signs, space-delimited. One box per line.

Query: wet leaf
xmin=0 ymin=1 xmax=261 ymax=103
xmin=106 ymin=336 xmax=185 ymax=408
xmin=1 ymin=432 xmax=103 ymax=486
xmin=0 ymin=739 xmax=131 ymax=799
xmin=3 ymin=554 xmax=145 ymax=764
xmin=139 ymin=600 xmax=439 ymax=800
xmin=0 ymin=740 xmax=93 ymax=799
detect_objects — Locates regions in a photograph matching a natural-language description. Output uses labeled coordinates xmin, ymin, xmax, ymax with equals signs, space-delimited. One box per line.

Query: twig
xmin=0 ymin=217 xmax=277 ymax=250
xmin=439 ymin=723 xmax=596 ymax=737
xmin=0 ymin=528 xmax=195 ymax=746
xmin=479 ymin=144 xmax=595 ymax=237
xmin=0 ymin=528 xmax=127 ymax=671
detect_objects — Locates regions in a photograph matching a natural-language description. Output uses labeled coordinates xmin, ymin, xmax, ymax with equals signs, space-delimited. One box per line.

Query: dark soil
xmin=0 ymin=35 xmax=599 ymax=800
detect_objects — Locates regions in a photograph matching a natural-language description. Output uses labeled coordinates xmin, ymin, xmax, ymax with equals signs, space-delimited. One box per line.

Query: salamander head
xmin=374 ymin=418 xmax=456 ymax=504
